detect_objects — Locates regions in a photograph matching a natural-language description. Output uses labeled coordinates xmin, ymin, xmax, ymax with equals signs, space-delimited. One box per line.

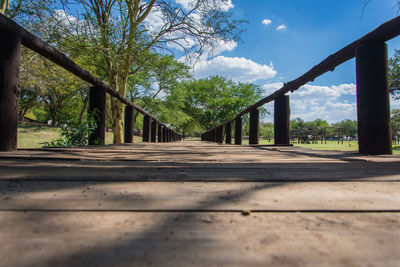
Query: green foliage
xmin=43 ymin=117 xmax=96 ymax=147
xmin=290 ymin=118 xmax=356 ymax=139
xmin=260 ymin=123 xmax=274 ymax=141
xmin=389 ymin=49 xmax=400 ymax=100
xmin=181 ymin=76 xmax=265 ymax=130
xmin=332 ymin=119 xmax=358 ymax=137
xmin=392 ymin=109 xmax=400 ymax=136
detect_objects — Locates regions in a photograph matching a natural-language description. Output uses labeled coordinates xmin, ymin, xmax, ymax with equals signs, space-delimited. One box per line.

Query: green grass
xmin=294 ymin=140 xmax=359 ymax=152
xmin=17 ymin=123 xmax=143 ymax=148
xmin=238 ymin=138 xmax=400 ymax=154
xmin=16 ymin=124 xmax=400 ymax=154
xmin=18 ymin=124 xmax=61 ymax=148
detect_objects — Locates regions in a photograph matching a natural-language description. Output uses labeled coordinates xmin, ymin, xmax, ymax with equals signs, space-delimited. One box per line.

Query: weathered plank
xmin=0 ymin=181 xmax=399 ymax=211
xmin=1 ymin=211 xmax=399 ymax=267
xmin=0 ymin=141 xmax=399 ymax=266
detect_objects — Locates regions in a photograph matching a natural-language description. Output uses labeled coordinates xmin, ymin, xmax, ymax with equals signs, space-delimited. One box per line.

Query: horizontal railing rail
xmin=0 ymin=14 xmax=182 ymax=150
xmin=202 ymin=15 xmax=400 ymax=155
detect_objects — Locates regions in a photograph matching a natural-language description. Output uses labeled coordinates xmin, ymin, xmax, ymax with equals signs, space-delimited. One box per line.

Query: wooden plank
xmin=1 ymin=211 xmax=399 ymax=267
xmin=1 ymin=181 xmax=399 ymax=211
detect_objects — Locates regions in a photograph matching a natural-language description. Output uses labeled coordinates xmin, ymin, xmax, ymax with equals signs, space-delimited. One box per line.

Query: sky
xmin=171 ymin=0 xmax=400 ymax=123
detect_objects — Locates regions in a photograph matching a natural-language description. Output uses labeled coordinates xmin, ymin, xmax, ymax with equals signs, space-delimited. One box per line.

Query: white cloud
xmin=175 ymin=0 xmax=234 ymax=11
xmin=276 ymin=24 xmax=287 ymax=31
xmin=193 ymin=56 xmax=277 ymax=82
xmin=143 ymin=6 xmax=164 ymax=34
xmin=262 ymin=83 xmax=357 ymax=123
xmin=296 ymin=84 xmax=356 ymax=99
xmin=291 ymin=83 xmax=356 ymax=122
xmin=144 ymin=2 xmax=235 ymax=53
xmin=263 ymin=82 xmax=283 ymax=94
xmin=262 ymin=19 xmax=272 ymax=26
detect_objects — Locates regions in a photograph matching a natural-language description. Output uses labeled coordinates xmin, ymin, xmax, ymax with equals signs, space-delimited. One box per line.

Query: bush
xmin=43 ymin=117 xmax=96 ymax=147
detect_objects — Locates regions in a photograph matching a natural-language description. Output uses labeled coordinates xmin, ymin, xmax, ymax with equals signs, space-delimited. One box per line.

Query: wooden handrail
xmin=206 ymin=15 xmax=400 ymax=131
xmin=0 ymin=13 xmax=174 ymax=130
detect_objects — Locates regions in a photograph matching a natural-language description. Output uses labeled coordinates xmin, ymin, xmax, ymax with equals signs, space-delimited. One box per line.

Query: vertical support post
xmin=356 ymin=42 xmax=392 ymax=155
xmin=225 ymin=122 xmax=232 ymax=144
xmin=235 ymin=117 xmax=242 ymax=145
xmin=157 ymin=124 xmax=162 ymax=142
xmin=88 ymin=86 xmax=106 ymax=145
xmin=211 ymin=128 xmax=217 ymax=142
xmin=162 ymin=126 xmax=167 ymax=142
xmin=216 ymin=126 xmax=223 ymax=144
xmin=124 ymin=105 xmax=134 ymax=143
xmin=249 ymin=108 xmax=260 ymax=145
xmin=0 ymin=32 xmax=21 ymax=151
xmin=151 ymin=121 xmax=157 ymax=142
xmin=168 ymin=129 xmax=172 ymax=142
xmin=142 ymin=115 xmax=151 ymax=142
xmin=274 ymin=94 xmax=290 ymax=145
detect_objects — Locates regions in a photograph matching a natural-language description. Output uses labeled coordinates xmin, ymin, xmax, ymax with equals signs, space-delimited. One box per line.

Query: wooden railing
xmin=201 ymin=15 xmax=400 ymax=155
xmin=0 ymin=14 xmax=181 ymax=151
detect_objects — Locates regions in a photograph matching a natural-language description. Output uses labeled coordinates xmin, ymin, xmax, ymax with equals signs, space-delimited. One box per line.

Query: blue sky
xmin=60 ymin=0 xmax=400 ymax=123
xmin=176 ymin=0 xmax=400 ymax=123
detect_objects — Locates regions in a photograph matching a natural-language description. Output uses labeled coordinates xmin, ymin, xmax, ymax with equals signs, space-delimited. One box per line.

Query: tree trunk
xmin=0 ymin=0 xmax=8 ymax=14
xmin=79 ymin=97 xmax=89 ymax=123
xmin=111 ymin=98 xmax=124 ymax=143
xmin=111 ymin=75 xmax=128 ymax=143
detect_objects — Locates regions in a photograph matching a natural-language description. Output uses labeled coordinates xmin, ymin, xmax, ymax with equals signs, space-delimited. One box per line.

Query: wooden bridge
xmin=1 ymin=12 xmax=400 ymax=267
xmin=1 ymin=141 xmax=400 ymax=266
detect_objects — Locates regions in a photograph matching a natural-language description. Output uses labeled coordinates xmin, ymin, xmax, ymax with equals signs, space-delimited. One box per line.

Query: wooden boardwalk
xmin=0 ymin=141 xmax=400 ymax=266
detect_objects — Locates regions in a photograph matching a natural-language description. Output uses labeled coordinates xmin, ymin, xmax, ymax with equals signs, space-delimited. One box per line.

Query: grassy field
xmin=18 ymin=124 xmax=61 ymax=148
xmin=231 ymin=138 xmax=400 ymax=154
xmin=17 ymin=123 xmax=140 ymax=148
xmin=15 ymin=124 xmax=400 ymax=154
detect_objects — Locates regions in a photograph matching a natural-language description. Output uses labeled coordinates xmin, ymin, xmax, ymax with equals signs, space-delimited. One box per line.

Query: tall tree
xmin=389 ymin=49 xmax=400 ymax=100
xmin=56 ymin=0 xmax=244 ymax=143
xmin=181 ymin=76 xmax=264 ymax=130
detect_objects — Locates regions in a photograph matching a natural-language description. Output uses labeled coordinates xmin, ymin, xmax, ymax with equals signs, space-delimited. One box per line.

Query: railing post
xmin=235 ymin=117 xmax=242 ymax=145
xmin=88 ymin=86 xmax=106 ymax=145
xmin=274 ymin=94 xmax=290 ymax=145
xmin=124 ymin=106 xmax=134 ymax=143
xmin=168 ymin=129 xmax=172 ymax=142
xmin=157 ymin=124 xmax=162 ymax=142
xmin=211 ymin=128 xmax=217 ymax=142
xmin=225 ymin=122 xmax=232 ymax=144
xmin=162 ymin=126 xmax=167 ymax=142
xmin=0 ymin=31 xmax=21 ymax=151
xmin=249 ymin=108 xmax=260 ymax=145
xmin=216 ymin=126 xmax=223 ymax=143
xmin=356 ymin=42 xmax=392 ymax=155
xmin=142 ymin=115 xmax=151 ymax=142
xmin=151 ymin=121 xmax=157 ymax=142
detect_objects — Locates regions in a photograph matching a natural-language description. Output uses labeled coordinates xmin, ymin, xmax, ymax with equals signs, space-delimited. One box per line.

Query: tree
xmin=389 ymin=49 xmax=400 ymax=99
xmin=181 ymin=76 xmax=264 ymax=130
xmin=139 ymin=54 xmax=193 ymax=132
xmin=54 ymin=0 xmax=244 ymax=143
xmin=20 ymin=51 xmax=85 ymax=125
xmin=260 ymin=122 xmax=273 ymax=141
xmin=392 ymin=109 xmax=400 ymax=137
xmin=332 ymin=119 xmax=358 ymax=137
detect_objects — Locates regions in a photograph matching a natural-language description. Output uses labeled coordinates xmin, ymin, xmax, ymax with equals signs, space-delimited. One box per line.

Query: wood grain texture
xmin=0 ymin=141 xmax=400 ymax=266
